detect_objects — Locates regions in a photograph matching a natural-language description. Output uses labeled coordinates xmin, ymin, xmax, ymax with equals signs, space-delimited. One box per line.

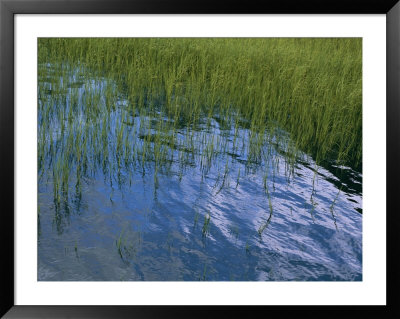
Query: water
xmin=37 ymin=64 xmax=362 ymax=281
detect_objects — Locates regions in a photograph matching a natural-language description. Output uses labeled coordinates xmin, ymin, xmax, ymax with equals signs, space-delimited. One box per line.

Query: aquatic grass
xmin=115 ymin=227 xmax=143 ymax=263
xmin=258 ymin=185 xmax=274 ymax=236
xmin=38 ymin=38 xmax=362 ymax=170
xmin=309 ymin=194 xmax=317 ymax=222
xmin=199 ymin=263 xmax=208 ymax=281
xmin=330 ymin=187 xmax=342 ymax=211
xmin=38 ymin=38 xmax=362 ymax=235
xmin=329 ymin=187 xmax=342 ymax=229
xmin=116 ymin=229 xmax=125 ymax=260
xmin=202 ymin=213 xmax=211 ymax=237
xmin=215 ymin=158 xmax=229 ymax=195
xmin=235 ymin=167 xmax=240 ymax=189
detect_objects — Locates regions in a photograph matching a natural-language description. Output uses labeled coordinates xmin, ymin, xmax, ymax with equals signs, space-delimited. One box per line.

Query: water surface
xmin=38 ymin=64 xmax=362 ymax=281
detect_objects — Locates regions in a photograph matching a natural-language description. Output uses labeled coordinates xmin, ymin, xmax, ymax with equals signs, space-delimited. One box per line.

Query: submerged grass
xmin=202 ymin=213 xmax=211 ymax=237
xmin=38 ymin=38 xmax=362 ymax=169
xmin=37 ymin=38 xmax=362 ymax=230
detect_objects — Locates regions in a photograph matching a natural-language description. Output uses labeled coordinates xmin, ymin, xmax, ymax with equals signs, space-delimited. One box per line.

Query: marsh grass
xmin=39 ymin=38 xmax=361 ymax=166
xmin=200 ymin=263 xmax=208 ymax=281
xmin=37 ymin=38 xmax=362 ymax=235
xmin=116 ymin=229 xmax=125 ymax=260
xmin=202 ymin=213 xmax=211 ymax=237
xmin=329 ymin=187 xmax=342 ymax=230
xmin=193 ymin=209 xmax=200 ymax=228
xmin=115 ymin=226 xmax=143 ymax=262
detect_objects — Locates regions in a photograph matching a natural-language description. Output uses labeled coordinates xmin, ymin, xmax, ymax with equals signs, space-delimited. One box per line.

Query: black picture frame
xmin=1 ymin=0 xmax=399 ymax=318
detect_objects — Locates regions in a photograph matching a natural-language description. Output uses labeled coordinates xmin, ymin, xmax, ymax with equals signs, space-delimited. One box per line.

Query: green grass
xmin=37 ymin=38 xmax=362 ymax=215
xmin=258 ymin=184 xmax=274 ymax=236
xmin=38 ymin=38 xmax=362 ymax=169
xmin=202 ymin=213 xmax=211 ymax=237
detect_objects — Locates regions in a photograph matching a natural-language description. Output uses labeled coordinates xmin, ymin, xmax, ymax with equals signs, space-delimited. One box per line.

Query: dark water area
xmin=38 ymin=64 xmax=362 ymax=281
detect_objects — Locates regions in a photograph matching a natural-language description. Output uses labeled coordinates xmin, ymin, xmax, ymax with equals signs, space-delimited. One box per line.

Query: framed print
xmin=1 ymin=0 xmax=399 ymax=318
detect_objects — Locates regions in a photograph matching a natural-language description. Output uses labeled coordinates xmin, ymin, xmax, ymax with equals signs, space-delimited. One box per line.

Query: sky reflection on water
xmin=38 ymin=65 xmax=362 ymax=281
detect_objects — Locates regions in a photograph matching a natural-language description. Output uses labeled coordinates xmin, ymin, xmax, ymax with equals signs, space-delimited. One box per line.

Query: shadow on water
xmin=37 ymin=64 xmax=362 ymax=281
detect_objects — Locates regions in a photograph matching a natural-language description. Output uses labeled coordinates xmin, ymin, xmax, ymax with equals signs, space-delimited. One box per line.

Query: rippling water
xmin=38 ymin=65 xmax=362 ymax=281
